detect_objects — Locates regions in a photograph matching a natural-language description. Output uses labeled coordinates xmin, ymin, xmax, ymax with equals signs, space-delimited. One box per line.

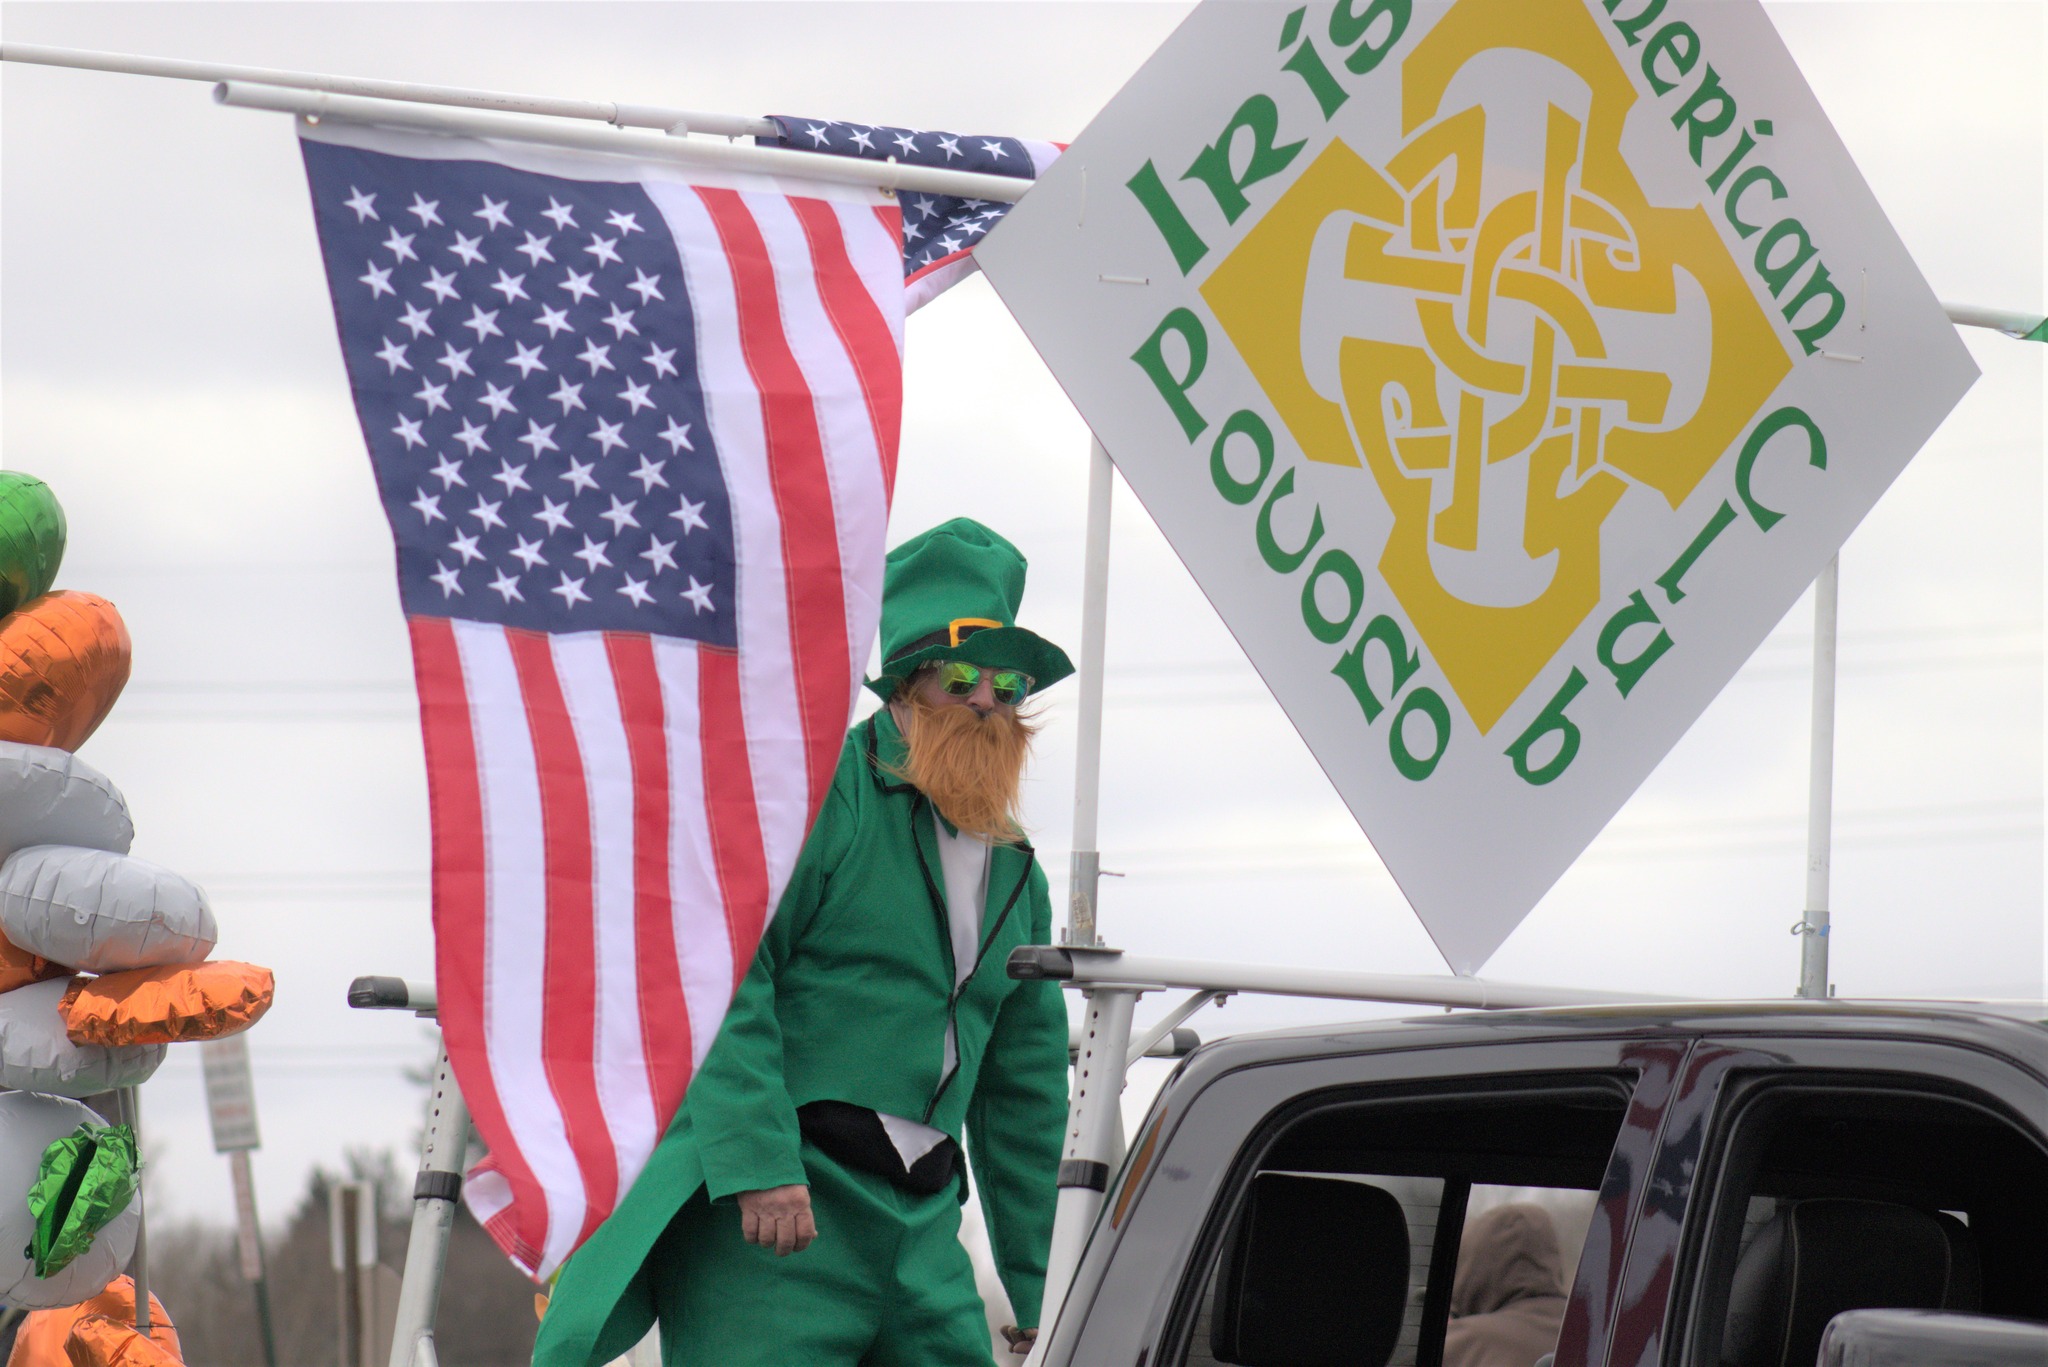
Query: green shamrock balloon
xmin=26 ymin=1122 xmax=138 ymax=1278
xmin=0 ymin=473 xmax=66 ymax=620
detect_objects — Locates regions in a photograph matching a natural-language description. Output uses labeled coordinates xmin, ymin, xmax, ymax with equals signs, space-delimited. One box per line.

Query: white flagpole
xmin=1065 ymin=436 xmax=1115 ymax=947
xmin=213 ymin=83 xmax=1029 ymax=203
xmin=1797 ymin=556 xmax=1839 ymax=999
xmin=0 ymin=42 xmax=777 ymax=136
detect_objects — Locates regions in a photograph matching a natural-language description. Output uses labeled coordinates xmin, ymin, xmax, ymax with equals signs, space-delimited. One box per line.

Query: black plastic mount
xmin=414 ymin=1170 xmax=463 ymax=1203
xmin=348 ymin=975 xmax=413 ymax=1010
xmin=1007 ymin=946 xmax=1075 ymax=981
xmin=1058 ymin=1159 xmax=1110 ymax=1191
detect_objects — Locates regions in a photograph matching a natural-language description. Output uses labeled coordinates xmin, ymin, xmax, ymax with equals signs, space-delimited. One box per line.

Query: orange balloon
xmin=61 ymin=1315 xmax=182 ymax=1367
xmin=59 ymin=962 xmax=274 ymax=1048
xmin=0 ymin=924 xmax=64 ymax=993
xmin=0 ymin=591 xmax=131 ymax=752
xmin=4 ymin=1276 xmax=180 ymax=1367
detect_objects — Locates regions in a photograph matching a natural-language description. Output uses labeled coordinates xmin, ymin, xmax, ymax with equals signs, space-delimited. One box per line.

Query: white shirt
xmin=877 ymin=813 xmax=990 ymax=1168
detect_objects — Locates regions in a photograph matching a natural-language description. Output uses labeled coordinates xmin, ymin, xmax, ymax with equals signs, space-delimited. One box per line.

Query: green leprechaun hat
xmin=866 ymin=518 xmax=1073 ymax=700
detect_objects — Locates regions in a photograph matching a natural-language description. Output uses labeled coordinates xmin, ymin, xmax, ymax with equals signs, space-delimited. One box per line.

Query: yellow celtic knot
xmin=1205 ymin=0 xmax=1792 ymax=733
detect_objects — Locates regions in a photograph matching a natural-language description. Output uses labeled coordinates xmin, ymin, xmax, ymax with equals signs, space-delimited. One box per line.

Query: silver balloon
xmin=0 ymin=741 xmax=133 ymax=866
xmin=0 ymin=846 xmax=216 ymax=971
xmin=0 ymin=1090 xmax=141 ymax=1310
xmin=0 ymin=978 xmax=164 ymax=1095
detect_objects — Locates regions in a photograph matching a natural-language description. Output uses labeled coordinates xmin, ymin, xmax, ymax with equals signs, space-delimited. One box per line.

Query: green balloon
xmin=0 ymin=473 xmax=66 ymax=619
xmin=26 ymin=1122 xmax=138 ymax=1278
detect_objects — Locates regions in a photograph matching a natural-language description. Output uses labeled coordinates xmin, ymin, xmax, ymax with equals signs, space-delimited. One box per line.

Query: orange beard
xmin=890 ymin=693 xmax=1038 ymax=844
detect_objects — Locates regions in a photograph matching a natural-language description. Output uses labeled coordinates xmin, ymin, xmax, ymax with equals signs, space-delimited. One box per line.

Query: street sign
xmin=977 ymin=0 xmax=1977 ymax=972
xmin=201 ymin=1034 xmax=262 ymax=1152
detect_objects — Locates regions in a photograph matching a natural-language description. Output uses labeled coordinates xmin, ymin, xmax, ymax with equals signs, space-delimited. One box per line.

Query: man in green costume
xmin=534 ymin=518 xmax=1073 ymax=1366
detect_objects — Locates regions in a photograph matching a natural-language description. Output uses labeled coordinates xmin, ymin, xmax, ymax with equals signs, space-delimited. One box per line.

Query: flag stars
xmin=577 ymin=338 xmax=614 ymax=374
xmin=549 ymin=377 xmax=586 ymax=413
xmin=391 ymin=413 xmax=426 ymax=448
xmin=510 ymin=535 xmax=547 ymax=569
xmin=533 ymin=499 xmax=573 ymax=535
xmin=600 ymin=496 xmax=640 ymax=534
xmin=430 ymin=454 xmax=466 ymax=488
xmin=343 ymin=186 xmax=379 ymax=222
xmin=490 ymin=270 xmax=529 ymax=303
xmin=492 ymin=459 xmax=532 ymax=495
xmin=551 ymin=573 xmax=590 ymax=608
xmin=407 ymin=194 xmax=444 ymax=228
xmin=936 ymin=135 xmax=962 ymax=159
xmin=643 ymin=344 xmax=678 ymax=379
xmin=640 ymin=536 xmax=678 ymax=573
xmin=488 ymin=569 xmax=524 ymax=603
xmin=561 ymin=457 xmax=599 ymax=494
xmin=453 ymin=418 xmax=491 ymax=455
xmin=590 ymin=418 xmax=628 ymax=454
xmin=682 ymin=576 xmax=715 ymax=614
xmin=449 ymin=233 xmax=486 ymax=266
xmin=475 ymin=195 xmax=512 ymax=231
xmin=848 ymin=128 xmax=876 ymax=152
xmin=980 ymin=140 xmax=1009 ymax=160
xmin=617 ymin=575 xmax=654 ymax=608
xmin=515 ymin=232 xmax=555 ymax=267
xmin=411 ymin=489 xmax=446 ymax=524
xmin=534 ymin=304 xmax=573 ymax=337
xmin=360 ymin=262 xmax=396 ymax=298
xmin=573 ymin=536 xmax=612 ymax=572
xmin=671 ymin=496 xmax=708 ymax=534
xmin=469 ymin=497 xmax=507 ymax=531
xmin=431 ymin=563 xmax=464 ymax=597
xmin=436 ymin=344 xmax=475 ymax=379
xmin=627 ymin=269 xmax=664 ymax=304
xmin=463 ymin=305 xmax=504 ymax=342
xmin=618 ymin=379 xmax=655 ymax=414
xmin=449 ymin=529 xmax=485 ymax=564
xmin=506 ymin=341 xmax=547 ymax=378
xmin=560 ymin=269 xmax=598 ymax=304
xmin=422 ymin=267 xmax=461 ymax=303
xmin=383 ymin=228 xmax=419 ymax=263
xmin=542 ymin=198 xmax=579 ymax=230
xmin=585 ymin=234 xmax=622 ymax=268
xmin=374 ymin=337 xmax=412 ymax=374
xmin=398 ymin=301 xmax=435 ymax=337
xmin=805 ymin=124 xmax=831 ymax=148
xmin=892 ymin=132 xmax=920 ymax=155
xmin=606 ymin=209 xmax=643 ymax=236
xmin=602 ymin=304 xmax=638 ymax=338
xmin=478 ymin=381 xmax=518 ymax=419
xmin=518 ymin=420 xmax=560 ymax=457
xmin=414 ymin=380 xmax=451 ymax=414
xmin=630 ymin=456 xmax=668 ymax=492
xmin=659 ymin=418 xmax=695 ymax=454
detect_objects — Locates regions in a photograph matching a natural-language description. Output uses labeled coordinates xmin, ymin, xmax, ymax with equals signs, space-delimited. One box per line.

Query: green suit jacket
xmin=535 ymin=708 xmax=1070 ymax=1365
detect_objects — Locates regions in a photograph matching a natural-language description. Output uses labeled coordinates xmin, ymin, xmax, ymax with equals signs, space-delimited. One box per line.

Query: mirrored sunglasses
xmin=935 ymin=660 xmax=1033 ymax=707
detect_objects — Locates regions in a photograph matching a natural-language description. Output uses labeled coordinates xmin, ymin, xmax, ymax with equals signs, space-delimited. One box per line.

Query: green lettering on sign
xmin=1735 ymin=406 xmax=1827 ymax=531
xmin=1389 ymin=688 xmax=1452 ymax=781
xmin=1256 ymin=468 xmax=1326 ymax=574
xmin=1127 ymin=161 xmax=1210 ymax=274
xmin=1181 ymin=96 xmax=1306 ymax=225
xmin=1655 ymin=501 xmax=1737 ymax=604
xmin=1596 ymin=591 xmax=1674 ymax=698
xmin=1506 ymin=668 xmax=1589 ymax=786
xmin=1332 ymin=614 xmax=1421 ymax=724
xmin=1210 ymin=409 xmax=1276 ymax=505
xmin=1131 ymin=308 xmax=1211 ymax=441
xmin=1299 ymin=547 xmax=1364 ymax=644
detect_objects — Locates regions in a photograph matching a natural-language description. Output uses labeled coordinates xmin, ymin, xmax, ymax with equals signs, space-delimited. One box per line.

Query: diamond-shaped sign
xmin=978 ymin=0 xmax=1977 ymax=973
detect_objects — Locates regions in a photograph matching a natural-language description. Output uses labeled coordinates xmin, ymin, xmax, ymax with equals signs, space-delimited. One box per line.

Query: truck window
xmin=1679 ymin=1079 xmax=2048 ymax=1367
xmin=1163 ymin=1076 xmax=1632 ymax=1367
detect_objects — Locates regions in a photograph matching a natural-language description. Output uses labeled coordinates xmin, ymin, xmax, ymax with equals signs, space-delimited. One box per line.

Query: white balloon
xmin=0 ymin=1090 xmax=140 ymax=1310
xmin=0 ymin=978 xmax=164 ymax=1096
xmin=0 ymin=846 xmax=216 ymax=971
xmin=0 ymin=743 xmax=132 ymax=866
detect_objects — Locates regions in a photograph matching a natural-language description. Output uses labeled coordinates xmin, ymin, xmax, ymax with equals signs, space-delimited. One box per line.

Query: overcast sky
xmin=1 ymin=1 xmax=2040 ymax=1236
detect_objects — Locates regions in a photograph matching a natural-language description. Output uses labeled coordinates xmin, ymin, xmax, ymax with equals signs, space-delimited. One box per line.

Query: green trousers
xmin=650 ymin=1142 xmax=997 ymax=1367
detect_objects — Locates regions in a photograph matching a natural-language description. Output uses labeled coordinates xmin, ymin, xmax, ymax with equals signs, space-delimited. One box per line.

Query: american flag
xmin=759 ymin=116 xmax=1061 ymax=312
xmin=298 ymin=122 xmax=903 ymax=1278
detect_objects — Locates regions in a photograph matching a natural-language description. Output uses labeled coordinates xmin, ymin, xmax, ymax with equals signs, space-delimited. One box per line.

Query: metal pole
xmin=230 ymin=1150 xmax=282 ymax=1367
xmin=116 ymin=1086 xmax=151 ymax=1337
xmin=1034 ymin=984 xmax=1139 ymax=1349
xmin=0 ymin=42 xmax=777 ymax=136
xmin=1798 ymin=556 xmax=1839 ymax=999
xmin=213 ymin=83 xmax=1029 ymax=203
xmin=1066 ymin=436 xmax=1114 ymax=947
xmin=387 ymin=1043 xmax=472 ymax=1367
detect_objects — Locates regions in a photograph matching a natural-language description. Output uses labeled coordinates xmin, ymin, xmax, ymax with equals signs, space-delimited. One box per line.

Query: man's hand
xmin=736 ymin=1184 xmax=816 ymax=1256
xmin=1001 ymin=1325 xmax=1038 ymax=1356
